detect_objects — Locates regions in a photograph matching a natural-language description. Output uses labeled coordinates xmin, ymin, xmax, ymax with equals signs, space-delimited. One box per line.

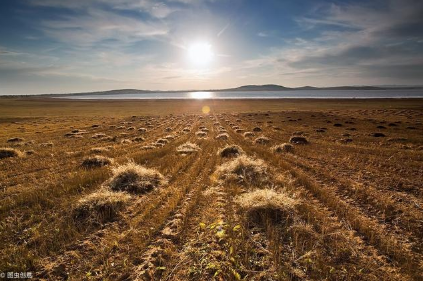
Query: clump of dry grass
xmin=81 ymin=156 xmax=113 ymax=168
xmin=289 ymin=136 xmax=309 ymax=144
xmin=65 ymin=130 xmax=85 ymax=138
xmin=90 ymin=147 xmax=109 ymax=153
xmin=25 ymin=150 xmax=35 ymax=155
xmin=142 ymin=145 xmax=155 ymax=150
xmin=371 ymin=132 xmax=386 ymax=137
xmin=154 ymin=142 xmax=165 ymax=148
xmin=218 ymin=145 xmax=244 ymax=158
xmin=0 ymin=147 xmax=23 ymax=159
xmin=164 ymin=135 xmax=175 ymax=140
xmin=272 ymin=143 xmax=294 ymax=153
xmin=156 ymin=138 xmax=169 ymax=145
xmin=243 ymin=131 xmax=255 ymax=138
xmin=73 ymin=190 xmax=130 ymax=225
xmin=196 ymin=131 xmax=207 ymax=138
xmin=72 ymin=129 xmax=87 ymax=134
xmin=132 ymin=137 xmax=145 ymax=142
xmin=214 ymin=155 xmax=269 ymax=186
xmin=108 ymin=162 xmax=166 ymax=194
xmin=234 ymin=189 xmax=298 ymax=224
xmin=7 ymin=137 xmax=24 ymax=143
xmin=216 ymin=133 xmax=229 ymax=140
xmin=121 ymin=139 xmax=132 ymax=144
xmin=40 ymin=142 xmax=54 ymax=148
xmin=177 ymin=142 xmax=201 ymax=154
xmin=254 ymin=136 xmax=270 ymax=145
xmin=92 ymin=133 xmax=107 ymax=139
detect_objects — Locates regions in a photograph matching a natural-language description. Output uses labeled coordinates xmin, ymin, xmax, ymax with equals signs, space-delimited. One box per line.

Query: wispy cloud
xmin=247 ymin=0 xmax=423 ymax=85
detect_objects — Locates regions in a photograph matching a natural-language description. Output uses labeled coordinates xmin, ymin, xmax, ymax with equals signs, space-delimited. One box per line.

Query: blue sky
xmin=0 ymin=0 xmax=422 ymax=94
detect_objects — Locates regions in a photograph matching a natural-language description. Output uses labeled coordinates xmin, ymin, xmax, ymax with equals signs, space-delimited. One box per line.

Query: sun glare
xmin=189 ymin=91 xmax=213 ymax=99
xmin=188 ymin=42 xmax=214 ymax=65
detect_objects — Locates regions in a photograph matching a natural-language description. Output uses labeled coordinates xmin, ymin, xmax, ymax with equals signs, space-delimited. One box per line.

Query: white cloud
xmin=39 ymin=8 xmax=168 ymax=46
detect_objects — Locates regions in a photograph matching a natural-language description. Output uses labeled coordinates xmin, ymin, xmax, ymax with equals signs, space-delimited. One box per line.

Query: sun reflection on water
xmin=189 ymin=91 xmax=213 ymax=99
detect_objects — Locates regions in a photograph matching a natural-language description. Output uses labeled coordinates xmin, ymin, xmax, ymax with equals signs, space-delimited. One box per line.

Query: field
xmin=1 ymin=97 xmax=423 ymax=280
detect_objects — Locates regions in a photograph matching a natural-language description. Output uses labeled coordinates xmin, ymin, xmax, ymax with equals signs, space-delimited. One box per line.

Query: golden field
xmin=0 ymin=97 xmax=422 ymax=280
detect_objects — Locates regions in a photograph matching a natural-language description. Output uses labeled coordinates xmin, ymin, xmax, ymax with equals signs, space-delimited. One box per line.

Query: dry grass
xmin=196 ymin=131 xmax=207 ymax=138
xmin=1 ymin=99 xmax=422 ymax=280
xmin=235 ymin=189 xmax=298 ymax=223
xmin=289 ymin=136 xmax=309 ymax=144
xmin=215 ymin=133 xmax=229 ymax=140
xmin=176 ymin=142 xmax=201 ymax=154
xmin=81 ymin=156 xmax=113 ymax=168
xmin=254 ymin=136 xmax=270 ymax=145
xmin=108 ymin=162 xmax=167 ymax=194
xmin=7 ymin=137 xmax=24 ymax=143
xmin=217 ymin=144 xmax=244 ymax=158
xmin=73 ymin=190 xmax=130 ymax=225
xmin=214 ymin=155 xmax=270 ymax=186
xmin=272 ymin=143 xmax=294 ymax=153
xmin=90 ymin=147 xmax=110 ymax=153
xmin=243 ymin=131 xmax=255 ymax=138
xmin=0 ymin=147 xmax=23 ymax=159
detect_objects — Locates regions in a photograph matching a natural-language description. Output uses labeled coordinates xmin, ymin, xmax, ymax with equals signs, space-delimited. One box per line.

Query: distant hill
xmin=220 ymin=84 xmax=293 ymax=91
xmin=68 ymin=89 xmax=150 ymax=96
xmin=37 ymin=84 xmax=423 ymax=97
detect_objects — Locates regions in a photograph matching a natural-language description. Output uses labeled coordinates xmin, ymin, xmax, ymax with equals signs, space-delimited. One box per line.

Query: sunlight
xmin=189 ymin=91 xmax=213 ymax=99
xmin=188 ymin=42 xmax=214 ymax=65
xmin=202 ymin=105 xmax=210 ymax=114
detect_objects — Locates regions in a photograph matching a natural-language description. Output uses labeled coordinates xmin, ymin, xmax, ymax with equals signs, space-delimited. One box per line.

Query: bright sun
xmin=188 ymin=42 xmax=214 ymax=65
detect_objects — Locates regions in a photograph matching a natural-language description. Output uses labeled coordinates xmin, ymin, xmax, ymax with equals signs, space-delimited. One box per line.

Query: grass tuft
xmin=214 ymin=155 xmax=269 ymax=186
xmin=289 ymin=136 xmax=309 ymax=144
xmin=235 ymin=189 xmax=298 ymax=223
xmin=108 ymin=162 xmax=166 ymax=194
xmin=73 ymin=190 xmax=130 ymax=225
xmin=218 ymin=145 xmax=244 ymax=158
xmin=0 ymin=147 xmax=23 ymax=159
xmin=81 ymin=156 xmax=113 ymax=168
xmin=177 ymin=142 xmax=201 ymax=154
xmin=272 ymin=143 xmax=294 ymax=153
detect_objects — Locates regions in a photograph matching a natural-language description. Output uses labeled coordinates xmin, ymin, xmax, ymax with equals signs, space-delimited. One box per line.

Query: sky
xmin=0 ymin=0 xmax=422 ymax=95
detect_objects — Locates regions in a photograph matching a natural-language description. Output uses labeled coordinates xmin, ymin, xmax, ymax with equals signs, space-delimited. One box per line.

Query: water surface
xmin=60 ymin=89 xmax=423 ymax=99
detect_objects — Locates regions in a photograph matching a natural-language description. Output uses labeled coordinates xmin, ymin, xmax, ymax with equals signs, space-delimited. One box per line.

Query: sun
xmin=188 ymin=42 xmax=214 ymax=65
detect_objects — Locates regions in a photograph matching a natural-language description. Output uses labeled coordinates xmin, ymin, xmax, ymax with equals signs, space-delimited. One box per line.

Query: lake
xmin=60 ymin=89 xmax=423 ymax=99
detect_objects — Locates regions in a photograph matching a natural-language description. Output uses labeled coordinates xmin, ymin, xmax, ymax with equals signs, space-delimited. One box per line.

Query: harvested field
xmin=0 ymin=97 xmax=422 ymax=280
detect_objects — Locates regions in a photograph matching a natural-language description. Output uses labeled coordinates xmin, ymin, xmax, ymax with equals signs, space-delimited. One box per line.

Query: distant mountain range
xmin=45 ymin=84 xmax=423 ymax=96
xmin=217 ymin=84 xmax=423 ymax=91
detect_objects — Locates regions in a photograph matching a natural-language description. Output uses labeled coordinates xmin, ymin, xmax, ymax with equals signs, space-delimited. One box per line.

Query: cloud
xmin=29 ymin=0 xmax=178 ymax=18
xmin=299 ymin=0 xmax=423 ymax=40
xmin=270 ymin=0 xmax=423 ymax=84
xmin=38 ymin=8 xmax=168 ymax=46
